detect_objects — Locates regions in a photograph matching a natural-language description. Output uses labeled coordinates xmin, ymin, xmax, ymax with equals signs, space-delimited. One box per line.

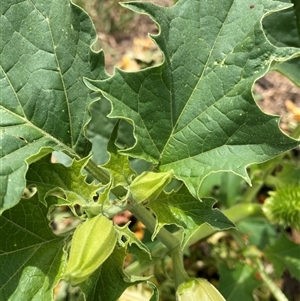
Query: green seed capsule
xmin=263 ymin=185 xmax=300 ymax=230
xmin=64 ymin=215 xmax=117 ymax=285
xmin=176 ymin=278 xmax=226 ymax=301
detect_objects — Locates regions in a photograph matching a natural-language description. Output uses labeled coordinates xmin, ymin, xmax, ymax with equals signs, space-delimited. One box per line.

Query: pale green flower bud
xmin=176 ymin=278 xmax=226 ymax=301
xmin=64 ymin=215 xmax=117 ymax=285
xmin=130 ymin=170 xmax=173 ymax=202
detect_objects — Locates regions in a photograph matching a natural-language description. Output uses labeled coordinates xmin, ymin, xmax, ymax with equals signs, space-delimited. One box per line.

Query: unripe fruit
xmin=263 ymin=185 xmax=300 ymax=230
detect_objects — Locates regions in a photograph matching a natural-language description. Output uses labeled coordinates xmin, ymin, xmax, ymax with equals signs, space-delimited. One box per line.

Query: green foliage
xmin=263 ymin=0 xmax=300 ymax=86
xmin=87 ymin=0 xmax=299 ymax=199
xmin=1 ymin=0 xmax=300 ymax=300
xmin=218 ymin=263 xmax=261 ymax=301
xmin=0 ymin=194 xmax=67 ymax=300
xmin=264 ymin=234 xmax=300 ymax=281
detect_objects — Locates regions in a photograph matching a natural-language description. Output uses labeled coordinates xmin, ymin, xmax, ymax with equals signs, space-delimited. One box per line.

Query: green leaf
xmin=148 ymin=281 xmax=159 ymax=301
xmin=86 ymin=0 xmax=300 ymax=199
xmin=0 ymin=194 xmax=66 ymax=300
xmin=263 ymin=0 xmax=300 ymax=86
xmin=26 ymin=154 xmax=103 ymax=214
xmin=102 ymin=121 xmax=136 ymax=188
xmin=116 ymin=222 xmax=151 ymax=259
xmin=148 ymin=186 xmax=234 ymax=246
xmin=79 ymin=246 xmax=148 ymax=301
xmin=198 ymin=172 xmax=246 ymax=207
xmin=264 ymin=234 xmax=300 ymax=281
xmin=0 ymin=0 xmax=105 ymax=213
xmin=237 ymin=217 xmax=277 ymax=249
xmin=218 ymin=262 xmax=261 ymax=301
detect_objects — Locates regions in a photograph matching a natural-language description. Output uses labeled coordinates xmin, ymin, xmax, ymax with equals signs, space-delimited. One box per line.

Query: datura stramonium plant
xmin=263 ymin=185 xmax=300 ymax=230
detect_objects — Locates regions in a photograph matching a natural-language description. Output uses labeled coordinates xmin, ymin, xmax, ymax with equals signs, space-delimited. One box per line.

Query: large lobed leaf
xmin=86 ymin=0 xmax=300 ymax=198
xmin=0 ymin=194 xmax=66 ymax=300
xmin=0 ymin=0 xmax=105 ymax=213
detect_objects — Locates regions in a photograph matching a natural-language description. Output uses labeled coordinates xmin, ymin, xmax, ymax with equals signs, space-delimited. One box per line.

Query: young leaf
xmin=218 ymin=262 xmax=261 ymax=301
xmin=26 ymin=154 xmax=103 ymax=213
xmin=116 ymin=222 xmax=151 ymax=259
xmin=86 ymin=0 xmax=300 ymax=199
xmin=148 ymin=186 xmax=234 ymax=246
xmin=148 ymin=281 xmax=159 ymax=301
xmin=88 ymin=98 xmax=136 ymax=166
xmin=0 ymin=0 xmax=105 ymax=213
xmin=0 ymin=194 xmax=66 ymax=300
xmin=264 ymin=234 xmax=300 ymax=281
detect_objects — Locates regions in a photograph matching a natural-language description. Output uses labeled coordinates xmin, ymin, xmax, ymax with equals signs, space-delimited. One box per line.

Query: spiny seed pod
xmin=64 ymin=215 xmax=117 ymax=285
xmin=176 ymin=278 xmax=226 ymax=301
xmin=263 ymin=185 xmax=300 ymax=230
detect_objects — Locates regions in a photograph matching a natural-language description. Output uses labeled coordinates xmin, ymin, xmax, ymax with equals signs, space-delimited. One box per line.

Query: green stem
xmin=85 ymin=159 xmax=110 ymax=185
xmin=85 ymin=159 xmax=129 ymax=198
xmin=126 ymin=203 xmax=264 ymax=276
xmin=243 ymin=180 xmax=264 ymax=203
xmin=171 ymin=246 xmax=190 ymax=288
xmin=256 ymin=259 xmax=289 ymax=301
xmin=102 ymin=203 xmax=130 ymax=219
xmin=128 ymin=201 xmax=189 ymax=288
xmin=128 ymin=202 xmax=180 ymax=251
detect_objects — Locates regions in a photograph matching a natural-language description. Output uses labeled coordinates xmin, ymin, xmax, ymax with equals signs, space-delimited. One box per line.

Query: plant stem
xmin=256 ymin=259 xmax=289 ymax=301
xmin=128 ymin=202 xmax=180 ymax=251
xmin=243 ymin=157 xmax=282 ymax=203
xmin=170 ymin=245 xmax=190 ymax=287
xmin=85 ymin=159 xmax=110 ymax=184
xmin=126 ymin=203 xmax=264 ymax=276
xmin=128 ymin=201 xmax=189 ymax=289
xmin=85 ymin=159 xmax=129 ymax=198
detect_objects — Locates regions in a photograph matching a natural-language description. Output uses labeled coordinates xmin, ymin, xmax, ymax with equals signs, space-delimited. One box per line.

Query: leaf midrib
xmin=159 ymin=1 xmax=234 ymax=160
